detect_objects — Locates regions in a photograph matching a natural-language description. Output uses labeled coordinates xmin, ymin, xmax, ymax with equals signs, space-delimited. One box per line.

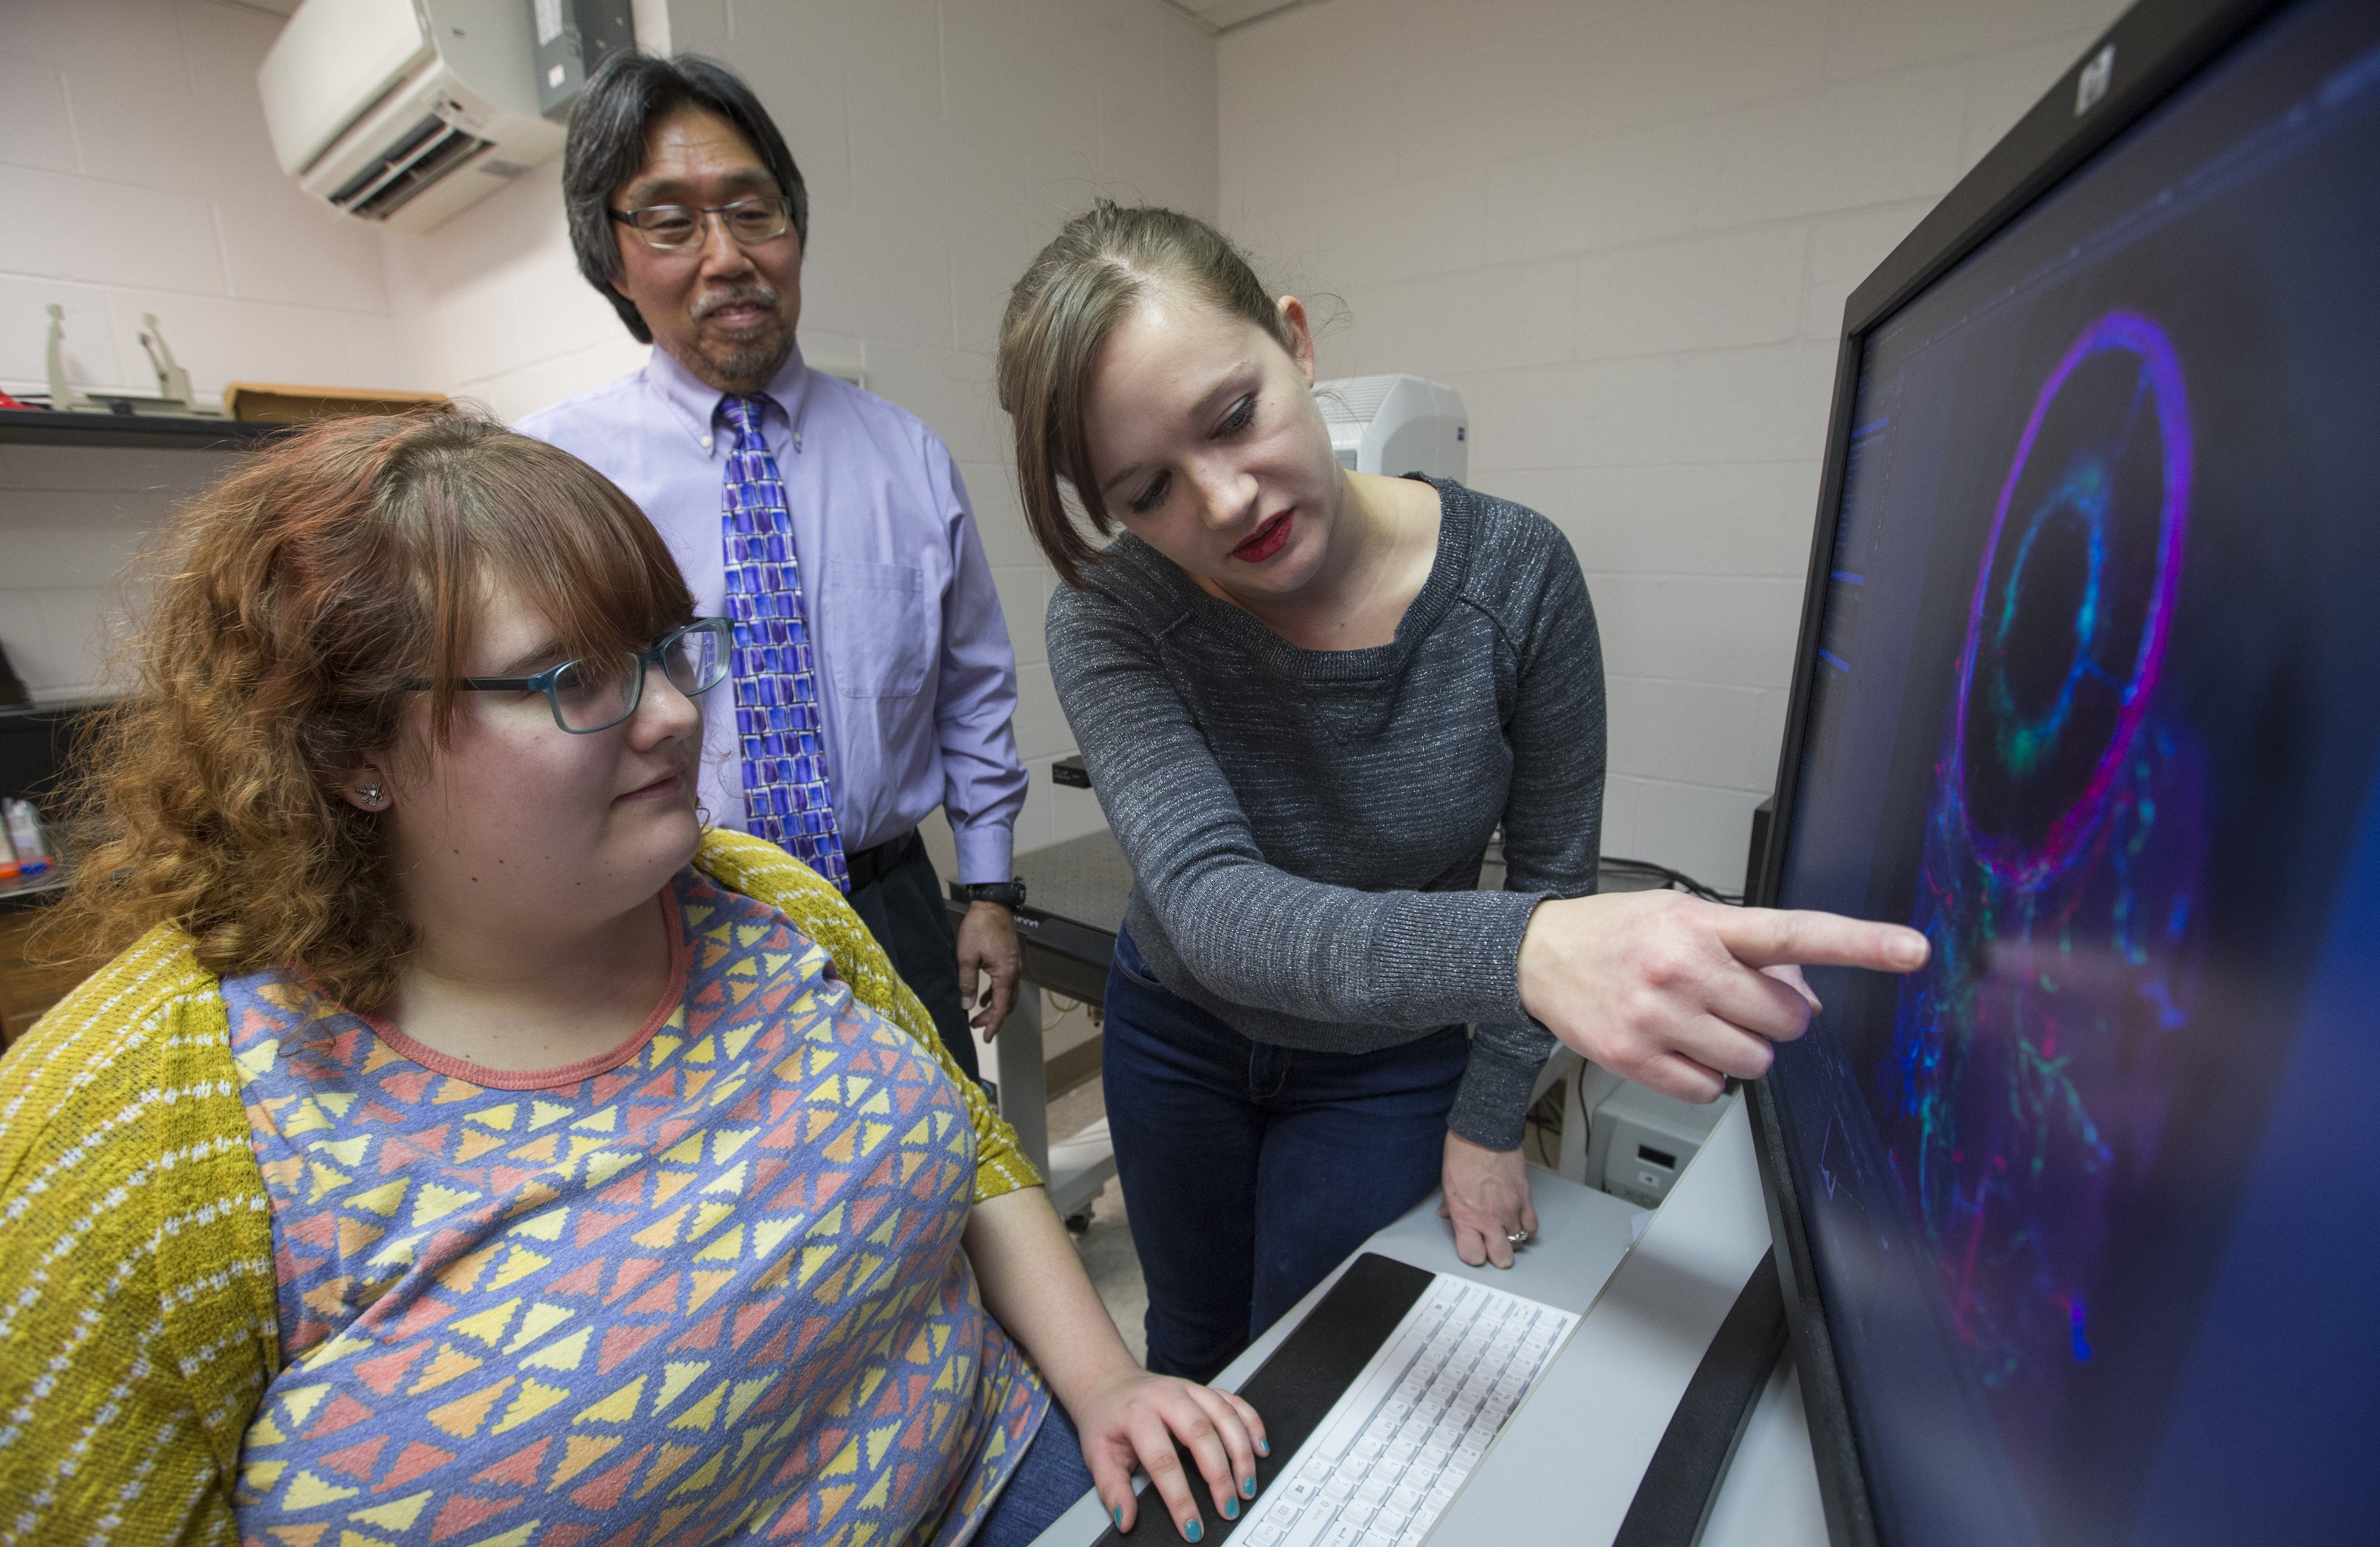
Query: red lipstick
xmin=1231 ymin=512 xmax=1293 ymax=563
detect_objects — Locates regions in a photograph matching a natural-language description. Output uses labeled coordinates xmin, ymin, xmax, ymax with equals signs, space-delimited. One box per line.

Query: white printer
xmin=1313 ymin=374 xmax=1469 ymax=481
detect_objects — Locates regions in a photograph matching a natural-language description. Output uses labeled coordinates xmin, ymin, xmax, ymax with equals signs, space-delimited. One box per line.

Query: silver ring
xmin=1506 ymin=1230 xmax=1530 ymax=1245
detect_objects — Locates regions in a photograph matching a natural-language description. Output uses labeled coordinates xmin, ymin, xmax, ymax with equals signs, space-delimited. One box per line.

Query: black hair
xmin=562 ymin=53 xmax=809 ymax=344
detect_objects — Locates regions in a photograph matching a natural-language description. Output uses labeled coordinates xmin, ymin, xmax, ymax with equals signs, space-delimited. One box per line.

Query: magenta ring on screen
xmin=1948 ymin=309 xmax=2193 ymax=887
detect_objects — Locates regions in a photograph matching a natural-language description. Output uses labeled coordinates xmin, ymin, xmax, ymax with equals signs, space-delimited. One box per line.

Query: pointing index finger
xmin=1712 ymin=907 xmax=1930 ymax=974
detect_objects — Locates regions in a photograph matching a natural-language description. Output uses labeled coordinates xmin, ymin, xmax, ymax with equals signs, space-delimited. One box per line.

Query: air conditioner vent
xmin=328 ymin=112 xmax=442 ymax=203
xmin=329 ymin=114 xmax=493 ymax=220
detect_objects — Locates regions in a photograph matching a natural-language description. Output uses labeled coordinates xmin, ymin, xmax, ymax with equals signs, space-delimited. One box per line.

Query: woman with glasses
xmin=0 ymin=412 xmax=1260 ymax=1546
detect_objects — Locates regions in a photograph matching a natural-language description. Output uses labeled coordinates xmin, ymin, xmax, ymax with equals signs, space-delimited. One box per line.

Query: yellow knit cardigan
xmin=0 ymin=829 xmax=1038 ymax=1544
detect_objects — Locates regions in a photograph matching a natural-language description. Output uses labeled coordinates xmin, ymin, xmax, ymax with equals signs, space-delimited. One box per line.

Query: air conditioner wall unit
xmin=259 ymin=0 xmax=565 ymax=234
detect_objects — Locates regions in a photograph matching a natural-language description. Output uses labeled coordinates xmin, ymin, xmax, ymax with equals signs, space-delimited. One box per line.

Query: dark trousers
xmin=845 ymin=831 xmax=983 ymax=1085
xmin=1103 ymin=926 xmax=1468 ymax=1383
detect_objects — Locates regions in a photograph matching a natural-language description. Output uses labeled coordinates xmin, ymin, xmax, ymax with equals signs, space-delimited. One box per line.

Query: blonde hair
xmin=995 ymin=201 xmax=1295 ymax=587
xmin=55 ymin=409 xmax=693 ymax=1010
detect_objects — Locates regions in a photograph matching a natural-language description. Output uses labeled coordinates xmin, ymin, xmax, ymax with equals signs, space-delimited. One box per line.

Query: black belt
xmin=844 ymin=828 xmax=920 ymax=892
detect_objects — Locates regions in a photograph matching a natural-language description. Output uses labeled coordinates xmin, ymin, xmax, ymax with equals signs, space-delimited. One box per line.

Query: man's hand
xmin=1517 ymin=891 xmax=1929 ymax=1103
xmin=956 ymin=900 xmax=1022 ymax=1036
xmin=1439 ymin=1132 xmax=1537 ymax=1269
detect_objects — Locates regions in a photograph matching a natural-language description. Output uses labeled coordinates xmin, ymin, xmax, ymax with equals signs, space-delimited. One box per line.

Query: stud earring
xmin=358 ymin=784 xmax=386 ymax=809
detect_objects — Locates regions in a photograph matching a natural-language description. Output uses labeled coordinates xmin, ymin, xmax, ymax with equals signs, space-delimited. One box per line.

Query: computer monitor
xmin=1746 ymin=0 xmax=2380 ymax=1543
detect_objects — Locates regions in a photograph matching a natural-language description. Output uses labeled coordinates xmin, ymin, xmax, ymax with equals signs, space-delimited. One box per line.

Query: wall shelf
xmin=0 ymin=409 xmax=287 ymax=452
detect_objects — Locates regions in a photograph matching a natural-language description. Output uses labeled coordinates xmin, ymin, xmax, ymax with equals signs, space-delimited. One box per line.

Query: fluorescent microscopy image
xmin=1881 ymin=312 xmax=2205 ymax=1454
xmin=1954 ymin=312 xmax=2193 ymax=884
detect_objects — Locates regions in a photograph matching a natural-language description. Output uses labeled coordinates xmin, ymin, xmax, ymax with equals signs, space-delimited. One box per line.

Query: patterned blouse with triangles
xmin=224 ymin=866 xmax=1050 ymax=1546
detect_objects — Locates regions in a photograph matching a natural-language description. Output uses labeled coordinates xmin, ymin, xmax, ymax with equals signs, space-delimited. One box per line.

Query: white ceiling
xmin=1163 ymin=0 xmax=1317 ymax=33
xmin=221 ymin=0 xmax=1311 ymax=38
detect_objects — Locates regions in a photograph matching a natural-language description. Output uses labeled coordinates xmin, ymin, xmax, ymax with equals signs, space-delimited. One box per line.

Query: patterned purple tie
xmin=719 ymin=394 xmax=849 ymax=890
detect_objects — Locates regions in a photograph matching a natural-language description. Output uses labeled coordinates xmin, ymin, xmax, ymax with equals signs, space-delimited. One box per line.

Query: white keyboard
xmin=1233 ymin=1274 xmax=1577 ymax=1547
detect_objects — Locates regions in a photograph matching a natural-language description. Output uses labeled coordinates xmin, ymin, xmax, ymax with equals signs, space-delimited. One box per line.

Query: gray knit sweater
xmin=1046 ymin=478 xmax=1606 ymax=1150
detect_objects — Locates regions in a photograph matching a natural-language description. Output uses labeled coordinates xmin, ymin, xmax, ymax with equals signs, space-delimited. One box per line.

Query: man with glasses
xmin=519 ymin=55 xmax=1026 ymax=1086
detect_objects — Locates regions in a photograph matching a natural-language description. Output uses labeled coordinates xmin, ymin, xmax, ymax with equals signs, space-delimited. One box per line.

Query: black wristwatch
xmin=957 ymin=878 xmax=1027 ymax=908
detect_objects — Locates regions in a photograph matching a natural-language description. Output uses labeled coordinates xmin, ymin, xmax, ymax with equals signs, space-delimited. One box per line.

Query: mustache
xmin=691 ymin=284 xmax=781 ymax=321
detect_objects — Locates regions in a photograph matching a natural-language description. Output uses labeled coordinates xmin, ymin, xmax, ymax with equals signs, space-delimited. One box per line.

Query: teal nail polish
xmin=1241 ymin=1476 xmax=1257 ymax=1499
xmin=1113 ymin=1506 xmax=1126 ymax=1532
xmin=1256 ymin=1438 xmax=1270 ymax=1457
xmin=1182 ymin=1518 xmax=1204 ymax=1542
xmin=1222 ymin=1496 xmax=1239 ymax=1520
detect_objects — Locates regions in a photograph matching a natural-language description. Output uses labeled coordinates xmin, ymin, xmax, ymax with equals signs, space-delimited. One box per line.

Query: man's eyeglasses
xmin=609 ymin=195 xmax=794 ymax=252
xmin=411 ymin=618 xmax=732 ymax=734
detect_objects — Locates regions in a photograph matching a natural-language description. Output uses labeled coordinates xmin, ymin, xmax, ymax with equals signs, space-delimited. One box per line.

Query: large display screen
xmin=1765 ymin=2 xmax=2380 ymax=1542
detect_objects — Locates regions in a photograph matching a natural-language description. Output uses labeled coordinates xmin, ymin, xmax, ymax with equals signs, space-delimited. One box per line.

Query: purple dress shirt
xmin=516 ymin=344 xmax=1028 ymax=885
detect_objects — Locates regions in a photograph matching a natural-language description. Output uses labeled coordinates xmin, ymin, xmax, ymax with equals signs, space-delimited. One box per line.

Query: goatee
xmin=688 ymin=283 xmax=793 ymax=392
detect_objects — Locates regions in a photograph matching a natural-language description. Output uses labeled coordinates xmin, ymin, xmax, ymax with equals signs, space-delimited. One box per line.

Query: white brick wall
xmin=3 ymin=0 xmax=2138 ymax=887
xmin=0 ymin=444 xmax=240 ymax=702
xmin=0 ymin=0 xmax=403 ymax=704
xmin=380 ymin=0 xmax=1218 ymax=864
xmin=1219 ymin=0 xmax=2127 ymax=892
xmin=0 ymin=0 xmax=1213 ymax=848
xmin=0 ymin=0 xmax=399 ymax=405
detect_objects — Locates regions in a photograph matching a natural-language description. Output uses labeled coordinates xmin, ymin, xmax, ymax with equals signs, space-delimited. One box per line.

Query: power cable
xmin=1598 ymin=855 xmax=1743 ymax=906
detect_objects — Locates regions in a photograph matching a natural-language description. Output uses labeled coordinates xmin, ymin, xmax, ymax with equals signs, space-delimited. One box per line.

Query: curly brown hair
xmin=52 ymin=408 xmax=693 ymax=1010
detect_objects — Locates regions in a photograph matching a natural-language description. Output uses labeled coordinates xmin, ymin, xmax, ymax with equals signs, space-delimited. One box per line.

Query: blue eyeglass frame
xmin=409 ymin=617 xmax=733 ymax=734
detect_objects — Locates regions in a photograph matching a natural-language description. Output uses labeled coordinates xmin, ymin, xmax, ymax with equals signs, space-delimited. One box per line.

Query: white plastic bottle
xmin=2 ymin=798 xmax=50 ymax=876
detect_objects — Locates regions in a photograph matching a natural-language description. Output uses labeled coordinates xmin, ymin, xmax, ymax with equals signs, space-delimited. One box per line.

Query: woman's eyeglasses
xmin=411 ymin=618 xmax=732 ymax=734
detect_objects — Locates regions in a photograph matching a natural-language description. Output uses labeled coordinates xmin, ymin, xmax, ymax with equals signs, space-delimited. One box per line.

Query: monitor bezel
xmin=1742 ymin=0 xmax=2299 ymax=1541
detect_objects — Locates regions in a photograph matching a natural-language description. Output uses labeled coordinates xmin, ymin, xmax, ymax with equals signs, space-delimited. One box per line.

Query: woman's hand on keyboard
xmin=1515 ymin=891 xmax=1929 ymax=1102
xmin=1074 ymin=1368 xmax=1268 ymax=1540
xmin=1438 ymin=1132 xmax=1537 ymax=1269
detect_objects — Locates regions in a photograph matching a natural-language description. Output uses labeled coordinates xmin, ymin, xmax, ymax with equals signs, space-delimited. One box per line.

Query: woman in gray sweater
xmin=995 ymin=203 xmax=1925 ymax=1385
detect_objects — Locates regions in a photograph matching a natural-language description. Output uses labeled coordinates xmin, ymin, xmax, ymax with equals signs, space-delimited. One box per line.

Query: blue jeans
xmin=1103 ymin=928 xmax=1468 ymax=1382
xmin=975 ymin=1399 xmax=1097 ymax=1547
